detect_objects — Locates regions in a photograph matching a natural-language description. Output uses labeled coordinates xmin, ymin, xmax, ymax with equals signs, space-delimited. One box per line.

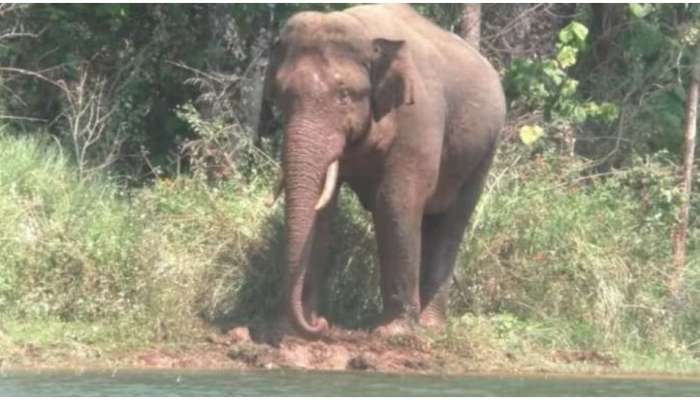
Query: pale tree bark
xmin=670 ymin=41 xmax=700 ymax=300
xmin=459 ymin=4 xmax=481 ymax=50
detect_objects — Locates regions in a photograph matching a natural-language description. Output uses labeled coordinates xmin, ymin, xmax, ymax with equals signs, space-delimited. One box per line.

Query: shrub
xmin=453 ymin=144 xmax=696 ymax=354
xmin=0 ymin=131 xmax=281 ymax=339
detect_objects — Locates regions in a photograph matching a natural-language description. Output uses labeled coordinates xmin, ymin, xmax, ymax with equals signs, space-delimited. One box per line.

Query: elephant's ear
xmin=257 ymin=41 xmax=283 ymax=139
xmin=370 ymin=38 xmax=416 ymax=122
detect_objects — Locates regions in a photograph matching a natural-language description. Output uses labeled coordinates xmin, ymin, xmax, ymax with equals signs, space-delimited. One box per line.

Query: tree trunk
xmin=670 ymin=41 xmax=700 ymax=299
xmin=589 ymin=4 xmax=626 ymax=66
xmin=459 ymin=4 xmax=481 ymax=49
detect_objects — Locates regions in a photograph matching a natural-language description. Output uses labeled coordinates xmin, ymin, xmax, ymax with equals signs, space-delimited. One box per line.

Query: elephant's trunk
xmin=283 ymin=121 xmax=344 ymax=337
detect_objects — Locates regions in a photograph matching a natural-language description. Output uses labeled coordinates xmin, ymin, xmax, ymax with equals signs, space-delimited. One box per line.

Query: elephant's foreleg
xmin=372 ymin=182 xmax=424 ymax=335
xmin=419 ymin=178 xmax=487 ymax=329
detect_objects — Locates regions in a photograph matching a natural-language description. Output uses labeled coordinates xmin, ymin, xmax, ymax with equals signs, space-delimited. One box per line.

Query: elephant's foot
xmin=418 ymin=310 xmax=446 ymax=331
xmin=419 ymin=290 xmax=448 ymax=331
xmin=373 ymin=317 xmax=415 ymax=337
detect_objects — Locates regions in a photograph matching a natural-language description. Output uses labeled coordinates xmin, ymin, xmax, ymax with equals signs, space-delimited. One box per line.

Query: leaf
xmin=556 ymin=45 xmax=578 ymax=69
xmin=629 ymin=3 xmax=653 ymax=18
xmin=572 ymin=105 xmax=588 ymax=123
xmin=570 ymin=22 xmax=589 ymax=43
xmin=543 ymin=61 xmax=565 ymax=85
xmin=559 ymin=28 xmax=573 ymax=44
xmin=560 ymin=78 xmax=579 ymax=97
xmin=558 ymin=22 xmax=589 ymax=46
xmin=519 ymin=125 xmax=545 ymax=146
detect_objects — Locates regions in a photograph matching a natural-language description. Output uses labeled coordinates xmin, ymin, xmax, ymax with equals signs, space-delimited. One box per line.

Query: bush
xmin=0 ymin=132 xmax=142 ymax=321
xmin=452 ymin=144 xmax=698 ymax=356
xmin=0 ymin=131 xmax=282 ymax=340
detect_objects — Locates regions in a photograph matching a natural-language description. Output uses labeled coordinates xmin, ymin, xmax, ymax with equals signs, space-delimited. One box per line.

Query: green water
xmin=1 ymin=370 xmax=699 ymax=396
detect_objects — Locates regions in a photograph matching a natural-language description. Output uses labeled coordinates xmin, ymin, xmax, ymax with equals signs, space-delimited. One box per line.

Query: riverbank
xmin=1 ymin=134 xmax=698 ymax=379
xmin=2 ymin=320 xmax=699 ymax=379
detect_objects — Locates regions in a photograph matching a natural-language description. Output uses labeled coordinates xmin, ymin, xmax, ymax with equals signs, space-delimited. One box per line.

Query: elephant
xmin=257 ymin=4 xmax=506 ymax=338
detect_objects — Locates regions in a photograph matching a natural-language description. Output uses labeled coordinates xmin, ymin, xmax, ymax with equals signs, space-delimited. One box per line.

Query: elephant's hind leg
xmin=419 ymin=177 xmax=487 ymax=329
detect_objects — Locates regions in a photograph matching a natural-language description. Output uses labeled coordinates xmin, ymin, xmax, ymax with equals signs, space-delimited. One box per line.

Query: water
xmin=1 ymin=369 xmax=699 ymax=396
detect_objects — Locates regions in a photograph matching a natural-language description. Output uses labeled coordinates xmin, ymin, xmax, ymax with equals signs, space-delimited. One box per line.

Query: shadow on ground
xmin=202 ymin=189 xmax=383 ymax=343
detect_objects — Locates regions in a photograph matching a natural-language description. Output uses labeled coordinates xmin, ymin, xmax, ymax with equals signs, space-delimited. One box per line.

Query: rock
xmin=551 ymin=350 xmax=618 ymax=367
xmin=228 ymin=343 xmax=270 ymax=368
xmin=347 ymin=354 xmax=376 ymax=371
xmin=263 ymin=362 xmax=277 ymax=370
xmin=402 ymin=358 xmax=429 ymax=370
xmin=228 ymin=327 xmax=252 ymax=344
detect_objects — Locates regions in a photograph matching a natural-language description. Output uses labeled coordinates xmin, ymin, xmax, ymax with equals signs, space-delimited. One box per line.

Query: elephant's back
xmin=344 ymin=5 xmax=487 ymax=65
xmin=345 ymin=4 xmax=503 ymax=110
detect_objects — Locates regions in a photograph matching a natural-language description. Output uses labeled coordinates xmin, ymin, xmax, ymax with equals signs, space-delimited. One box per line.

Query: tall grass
xmin=451 ymin=147 xmax=700 ymax=364
xmin=0 ymin=132 xmax=697 ymax=369
xmin=0 ymin=132 xmax=286 ymax=343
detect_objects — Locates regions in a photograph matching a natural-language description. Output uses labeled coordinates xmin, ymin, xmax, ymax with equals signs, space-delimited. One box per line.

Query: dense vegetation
xmin=0 ymin=4 xmax=698 ymax=372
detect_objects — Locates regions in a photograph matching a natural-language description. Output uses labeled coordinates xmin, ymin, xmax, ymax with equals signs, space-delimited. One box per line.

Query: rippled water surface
xmin=1 ymin=369 xmax=699 ymax=396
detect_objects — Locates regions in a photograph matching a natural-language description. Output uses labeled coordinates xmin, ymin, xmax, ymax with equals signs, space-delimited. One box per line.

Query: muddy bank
xmin=219 ymin=326 xmax=439 ymax=373
xmin=2 ymin=325 xmax=632 ymax=377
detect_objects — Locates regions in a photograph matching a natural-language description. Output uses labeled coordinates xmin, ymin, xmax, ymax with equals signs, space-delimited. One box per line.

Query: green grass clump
xmin=452 ymin=147 xmax=700 ymax=368
xmin=0 ymin=134 xmax=141 ymax=322
xmin=0 ymin=132 xmax=286 ymax=348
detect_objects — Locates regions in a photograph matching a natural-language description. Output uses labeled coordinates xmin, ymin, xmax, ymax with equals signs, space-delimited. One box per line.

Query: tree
xmin=459 ymin=4 xmax=481 ymax=49
xmin=588 ymin=4 xmax=626 ymax=70
xmin=670 ymin=39 xmax=700 ymax=299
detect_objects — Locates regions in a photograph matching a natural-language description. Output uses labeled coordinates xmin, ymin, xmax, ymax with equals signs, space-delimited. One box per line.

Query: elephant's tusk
xmin=314 ymin=160 xmax=339 ymax=211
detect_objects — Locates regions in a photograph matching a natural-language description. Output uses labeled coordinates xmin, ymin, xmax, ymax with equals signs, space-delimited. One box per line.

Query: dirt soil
xmin=1 ymin=324 xmax=631 ymax=376
xmin=119 ymin=326 xmax=449 ymax=374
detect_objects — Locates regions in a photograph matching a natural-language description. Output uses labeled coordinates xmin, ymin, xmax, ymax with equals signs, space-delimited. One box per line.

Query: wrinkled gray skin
xmin=258 ymin=4 xmax=505 ymax=338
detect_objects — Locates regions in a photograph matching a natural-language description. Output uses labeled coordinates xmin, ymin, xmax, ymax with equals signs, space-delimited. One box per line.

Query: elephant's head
xmin=258 ymin=11 xmax=416 ymax=337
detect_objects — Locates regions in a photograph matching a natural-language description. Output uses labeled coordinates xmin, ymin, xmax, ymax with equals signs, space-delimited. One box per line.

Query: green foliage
xmin=575 ymin=4 xmax=700 ymax=159
xmin=629 ymin=4 xmax=655 ymax=19
xmin=0 ymin=132 xmax=276 ymax=336
xmin=453 ymin=144 xmax=696 ymax=355
xmin=1 ymin=5 xmax=262 ymax=178
xmin=175 ymin=101 xmax=278 ymax=186
xmin=558 ymin=21 xmax=589 ymax=48
xmin=505 ymin=21 xmax=619 ymax=148
xmin=557 ymin=22 xmax=589 ymax=69
xmin=0 ymin=132 xmax=142 ymax=321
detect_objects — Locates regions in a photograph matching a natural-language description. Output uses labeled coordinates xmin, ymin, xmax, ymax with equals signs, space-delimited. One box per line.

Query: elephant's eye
xmin=338 ymin=88 xmax=351 ymax=104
